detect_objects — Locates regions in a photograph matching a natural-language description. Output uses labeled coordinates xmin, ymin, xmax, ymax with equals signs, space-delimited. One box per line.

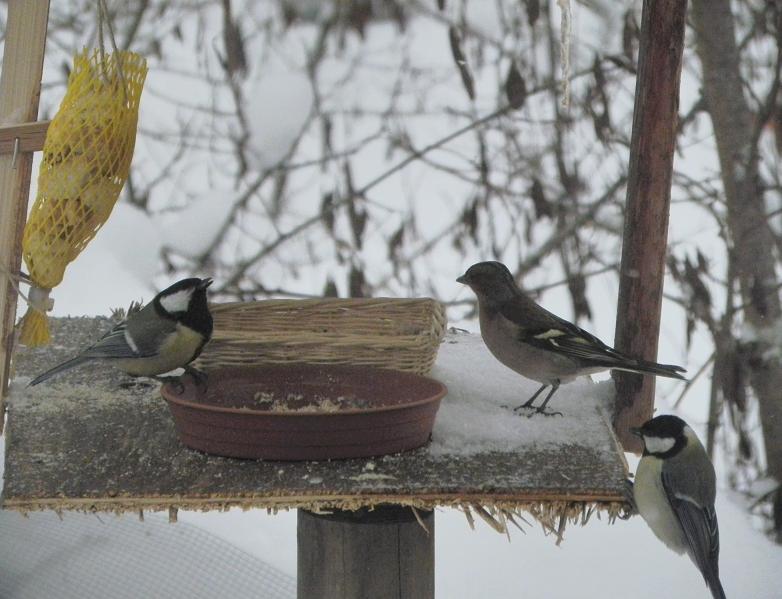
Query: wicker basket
xmin=196 ymin=298 xmax=447 ymax=375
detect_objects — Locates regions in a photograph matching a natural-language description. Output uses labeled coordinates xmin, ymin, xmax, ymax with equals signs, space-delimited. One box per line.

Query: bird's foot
xmin=119 ymin=378 xmax=155 ymax=390
xmin=620 ymin=479 xmax=637 ymax=518
xmin=514 ymin=406 xmax=563 ymax=418
xmin=153 ymin=375 xmax=186 ymax=395
xmin=536 ymin=407 xmax=563 ymax=417
xmin=183 ymin=366 xmax=208 ymax=389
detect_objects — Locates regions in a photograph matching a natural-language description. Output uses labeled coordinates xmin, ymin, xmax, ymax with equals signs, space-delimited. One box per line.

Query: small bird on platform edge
xmin=28 ymin=277 xmax=214 ymax=388
xmin=630 ymin=415 xmax=726 ymax=599
xmin=456 ymin=261 xmax=686 ymax=415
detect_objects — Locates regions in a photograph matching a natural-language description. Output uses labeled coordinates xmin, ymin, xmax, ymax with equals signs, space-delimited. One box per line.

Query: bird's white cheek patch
xmin=644 ymin=436 xmax=675 ymax=454
xmin=160 ymin=289 xmax=193 ymax=313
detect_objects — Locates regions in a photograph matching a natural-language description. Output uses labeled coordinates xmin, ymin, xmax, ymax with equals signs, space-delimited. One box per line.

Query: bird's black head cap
xmin=631 ymin=414 xmax=689 ymax=458
xmin=154 ymin=277 xmax=214 ymax=338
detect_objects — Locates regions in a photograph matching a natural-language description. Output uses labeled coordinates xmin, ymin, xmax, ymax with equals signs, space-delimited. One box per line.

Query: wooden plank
xmin=612 ymin=0 xmax=688 ymax=453
xmin=0 ymin=0 xmax=50 ymax=432
xmin=297 ymin=507 xmax=434 ymax=599
xmin=4 ymin=318 xmax=629 ymax=514
xmin=0 ymin=120 xmax=50 ymax=154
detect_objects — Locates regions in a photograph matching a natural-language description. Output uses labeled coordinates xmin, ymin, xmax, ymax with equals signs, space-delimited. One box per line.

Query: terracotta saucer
xmin=161 ymin=364 xmax=447 ymax=460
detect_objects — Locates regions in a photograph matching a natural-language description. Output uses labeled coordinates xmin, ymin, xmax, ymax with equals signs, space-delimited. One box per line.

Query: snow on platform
xmin=3 ymin=319 xmax=628 ymax=520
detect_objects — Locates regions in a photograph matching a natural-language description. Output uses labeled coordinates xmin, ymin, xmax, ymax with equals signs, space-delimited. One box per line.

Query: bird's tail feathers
xmin=704 ymin=566 xmax=727 ymax=599
xmin=28 ymin=356 xmax=89 ymax=386
xmin=610 ymin=359 xmax=686 ymax=381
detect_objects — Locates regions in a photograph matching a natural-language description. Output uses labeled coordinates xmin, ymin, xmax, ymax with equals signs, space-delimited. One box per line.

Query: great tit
xmin=456 ymin=261 xmax=686 ymax=414
xmin=29 ymin=277 xmax=214 ymax=386
xmin=631 ymin=415 xmax=726 ymax=599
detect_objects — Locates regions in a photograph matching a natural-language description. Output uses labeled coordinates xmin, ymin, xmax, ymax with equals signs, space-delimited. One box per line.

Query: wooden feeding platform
xmin=5 ymin=318 xmax=628 ymax=515
xmin=4 ymin=317 xmax=629 ymax=598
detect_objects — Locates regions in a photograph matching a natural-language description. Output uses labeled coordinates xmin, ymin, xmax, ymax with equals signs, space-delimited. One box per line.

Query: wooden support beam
xmin=612 ymin=0 xmax=688 ymax=453
xmin=0 ymin=120 xmax=50 ymax=155
xmin=297 ymin=506 xmax=434 ymax=599
xmin=0 ymin=0 xmax=50 ymax=429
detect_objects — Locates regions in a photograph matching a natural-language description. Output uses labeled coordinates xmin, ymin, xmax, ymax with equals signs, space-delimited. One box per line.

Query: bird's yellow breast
xmin=116 ymin=324 xmax=205 ymax=376
xmin=634 ymin=456 xmax=687 ymax=553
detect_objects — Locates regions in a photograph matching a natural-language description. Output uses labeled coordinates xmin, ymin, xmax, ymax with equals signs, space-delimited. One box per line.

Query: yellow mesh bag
xmin=18 ymin=49 xmax=147 ymax=346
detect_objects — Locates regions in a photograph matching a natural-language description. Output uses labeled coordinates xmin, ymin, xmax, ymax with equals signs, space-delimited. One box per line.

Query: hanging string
xmin=97 ymin=0 xmax=129 ymax=104
xmin=0 ymin=265 xmax=50 ymax=318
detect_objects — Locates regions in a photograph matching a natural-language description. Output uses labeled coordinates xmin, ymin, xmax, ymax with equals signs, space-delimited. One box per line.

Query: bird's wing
xmin=500 ymin=297 xmax=628 ymax=363
xmin=499 ymin=297 xmax=686 ymax=378
xmin=28 ymin=305 xmax=177 ymax=386
xmin=78 ymin=323 xmax=153 ymax=359
xmin=82 ymin=304 xmax=177 ymax=360
xmin=662 ymin=467 xmax=725 ymax=598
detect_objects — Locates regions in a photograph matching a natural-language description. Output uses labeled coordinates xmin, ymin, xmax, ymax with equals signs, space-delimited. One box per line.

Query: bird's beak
xmin=198 ymin=278 xmax=214 ymax=290
xmin=629 ymin=427 xmax=642 ymax=438
xmin=456 ymin=274 xmax=468 ymax=285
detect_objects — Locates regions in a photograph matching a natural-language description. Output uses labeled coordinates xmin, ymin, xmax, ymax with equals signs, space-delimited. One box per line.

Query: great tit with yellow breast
xmin=456 ymin=261 xmax=686 ymax=415
xmin=29 ymin=277 xmax=214 ymax=386
xmin=631 ymin=415 xmax=726 ymax=599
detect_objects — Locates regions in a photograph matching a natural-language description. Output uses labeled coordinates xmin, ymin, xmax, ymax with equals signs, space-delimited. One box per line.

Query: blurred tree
xmin=690 ymin=0 xmax=782 ymax=539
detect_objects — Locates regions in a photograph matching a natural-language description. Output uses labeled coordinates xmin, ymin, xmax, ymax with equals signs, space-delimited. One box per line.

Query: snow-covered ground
xmin=179 ymin=492 xmax=781 ymax=599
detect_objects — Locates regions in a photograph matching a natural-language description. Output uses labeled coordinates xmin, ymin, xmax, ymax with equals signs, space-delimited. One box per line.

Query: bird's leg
xmin=119 ymin=376 xmax=155 ymax=390
xmin=152 ymin=374 xmax=186 ymax=394
xmin=183 ymin=364 xmax=208 ymax=388
xmin=621 ymin=479 xmax=637 ymax=518
xmin=533 ymin=382 xmax=563 ymax=417
xmin=514 ymin=384 xmax=548 ymax=412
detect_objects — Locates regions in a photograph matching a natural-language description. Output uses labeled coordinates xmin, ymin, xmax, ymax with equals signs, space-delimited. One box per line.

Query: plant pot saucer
xmin=161 ymin=364 xmax=447 ymax=461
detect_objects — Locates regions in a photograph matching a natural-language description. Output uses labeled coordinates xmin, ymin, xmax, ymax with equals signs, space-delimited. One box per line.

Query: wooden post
xmin=612 ymin=0 xmax=688 ymax=453
xmin=297 ymin=506 xmax=434 ymax=599
xmin=0 ymin=0 xmax=50 ymax=429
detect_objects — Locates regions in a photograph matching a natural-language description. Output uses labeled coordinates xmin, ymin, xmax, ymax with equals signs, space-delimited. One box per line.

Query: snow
xmin=740 ymin=317 xmax=782 ymax=362
xmin=245 ymin=66 xmax=314 ymax=171
xmin=463 ymin=1 xmax=503 ymax=40
xmin=429 ymin=331 xmax=616 ymax=456
xmin=747 ymin=476 xmax=780 ymax=501
xmin=3 ymin=2 xmax=782 ymax=597
xmin=161 ymin=192 xmax=236 ymax=259
xmin=45 ymin=202 xmax=161 ymax=317
xmin=0 ymin=445 xmax=295 ymax=599
xmin=178 ymin=491 xmax=782 ymax=599
xmin=434 ymin=491 xmax=781 ymax=599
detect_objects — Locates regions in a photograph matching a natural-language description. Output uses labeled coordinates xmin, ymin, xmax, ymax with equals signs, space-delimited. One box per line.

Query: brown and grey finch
xmin=457 ymin=261 xmax=686 ymax=415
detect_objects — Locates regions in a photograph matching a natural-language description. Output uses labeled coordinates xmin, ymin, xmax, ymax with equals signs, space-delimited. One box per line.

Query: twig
xmin=673 ymin=352 xmax=715 ymax=408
